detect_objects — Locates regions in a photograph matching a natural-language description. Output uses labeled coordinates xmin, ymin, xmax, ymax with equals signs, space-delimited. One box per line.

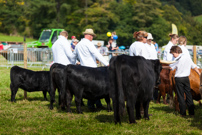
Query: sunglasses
xmin=144 ymin=36 xmax=147 ymax=38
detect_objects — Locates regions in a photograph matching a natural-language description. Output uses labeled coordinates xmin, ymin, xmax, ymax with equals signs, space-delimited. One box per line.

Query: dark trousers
xmin=175 ymin=77 xmax=195 ymax=115
xmin=87 ymin=99 xmax=102 ymax=109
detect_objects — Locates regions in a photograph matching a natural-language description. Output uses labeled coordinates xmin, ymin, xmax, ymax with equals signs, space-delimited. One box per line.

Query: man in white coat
xmin=72 ymin=28 xmax=109 ymax=111
xmin=52 ymin=31 xmax=74 ymax=65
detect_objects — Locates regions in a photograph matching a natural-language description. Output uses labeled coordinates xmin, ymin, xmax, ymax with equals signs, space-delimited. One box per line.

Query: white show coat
xmin=163 ymin=41 xmax=174 ymax=61
xmin=129 ymin=41 xmax=149 ymax=59
xmin=52 ymin=35 xmax=73 ymax=65
xmin=72 ymin=38 xmax=109 ymax=67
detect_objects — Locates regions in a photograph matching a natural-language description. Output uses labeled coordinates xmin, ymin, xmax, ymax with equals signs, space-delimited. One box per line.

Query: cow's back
xmin=66 ymin=65 xmax=109 ymax=100
xmin=10 ymin=66 xmax=50 ymax=92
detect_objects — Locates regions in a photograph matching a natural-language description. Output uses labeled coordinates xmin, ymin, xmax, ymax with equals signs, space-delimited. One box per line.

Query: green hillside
xmin=194 ymin=15 xmax=202 ymax=23
xmin=0 ymin=33 xmax=36 ymax=43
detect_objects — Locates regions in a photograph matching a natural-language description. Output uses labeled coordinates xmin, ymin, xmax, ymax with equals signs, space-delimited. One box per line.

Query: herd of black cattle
xmin=10 ymin=54 xmax=162 ymax=124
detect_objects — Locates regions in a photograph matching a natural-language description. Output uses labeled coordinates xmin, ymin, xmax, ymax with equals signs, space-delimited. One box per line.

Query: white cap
xmin=147 ymin=33 xmax=153 ymax=40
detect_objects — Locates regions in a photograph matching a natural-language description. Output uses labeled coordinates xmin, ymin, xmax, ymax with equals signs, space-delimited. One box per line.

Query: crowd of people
xmin=51 ymin=28 xmax=200 ymax=117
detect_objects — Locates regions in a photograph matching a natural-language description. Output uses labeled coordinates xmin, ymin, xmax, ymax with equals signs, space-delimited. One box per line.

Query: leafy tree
xmin=0 ymin=0 xmax=27 ymax=35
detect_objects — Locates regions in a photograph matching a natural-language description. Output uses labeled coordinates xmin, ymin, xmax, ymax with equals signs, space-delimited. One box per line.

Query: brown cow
xmin=172 ymin=69 xmax=202 ymax=112
xmin=156 ymin=63 xmax=174 ymax=107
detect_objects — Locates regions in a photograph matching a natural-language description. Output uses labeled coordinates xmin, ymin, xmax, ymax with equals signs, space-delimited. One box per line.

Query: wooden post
xmin=23 ymin=36 xmax=27 ymax=99
xmin=193 ymin=45 xmax=197 ymax=64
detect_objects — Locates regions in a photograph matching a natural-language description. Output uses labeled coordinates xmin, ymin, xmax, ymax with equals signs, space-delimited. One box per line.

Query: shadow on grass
xmin=151 ymin=105 xmax=175 ymax=114
xmin=189 ymin=105 xmax=202 ymax=130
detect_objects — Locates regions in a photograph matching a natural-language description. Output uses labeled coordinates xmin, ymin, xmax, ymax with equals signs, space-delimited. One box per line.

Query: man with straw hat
xmin=71 ymin=28 xmax=109 ymax=111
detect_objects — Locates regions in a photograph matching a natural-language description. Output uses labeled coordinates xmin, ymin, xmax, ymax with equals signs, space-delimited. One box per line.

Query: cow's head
xmin=150 ymin=59 xmax=162 ymax=86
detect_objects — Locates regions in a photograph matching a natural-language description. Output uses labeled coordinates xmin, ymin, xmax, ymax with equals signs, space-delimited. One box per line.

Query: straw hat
xmin=147 ymin=33 xmax=153 ymax=40
xmin=160 ymin=60 xmax=176 ymax=64
xmin=83 ymin=29 xmax=96 ymax=37
xmin=97 ymin=42 xmax=102 ymax=47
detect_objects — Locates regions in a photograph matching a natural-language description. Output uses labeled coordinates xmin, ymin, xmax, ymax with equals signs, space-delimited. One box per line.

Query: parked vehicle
xmin=27 ymin=29 xmax=64 ymax=48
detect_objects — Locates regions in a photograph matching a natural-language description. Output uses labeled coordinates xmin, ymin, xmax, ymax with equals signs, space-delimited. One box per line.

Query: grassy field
xmin=0 ymin=67 xmax=202 ymax=134
xmin=0 ymin=33 xmax=36 ymax=43
xmin=194 ymin=15 xmax=202 ymax=23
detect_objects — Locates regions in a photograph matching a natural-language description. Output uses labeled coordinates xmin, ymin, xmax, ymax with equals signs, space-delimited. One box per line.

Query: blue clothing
xmin=154 ymin=43 xmax=159 ymax=51
xmin=71 ymin=44 xmax=75 ymax=50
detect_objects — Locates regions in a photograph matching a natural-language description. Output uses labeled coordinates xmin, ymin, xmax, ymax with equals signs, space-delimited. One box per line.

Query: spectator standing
xmin=145 ymin=33 xmax=158 ymax=60
xmin=71 ymin=39 xmax=79 ymax=52
xmin=97 ymin=42 xmax=108 ymax=67
xmin=178 ymin=36 xmax=191 ymax=58
xmin=72 ymin=28 xmax=109 ymax=111
xmin=52 ymin=31 xmax=73 ymax=66
xmin=106 ymin=39 xmax=119 ymax=59
xmin=169 ymin=46 xmax=200 ymax=117
xmin=71 ymin=36 xmax=76 ymax=44
xmin=163 ymin=34 xmax=179 ymax=61
xmin=129 ymin=31 xmax=149 ymax=59
xmin=97 ymin=42 xmax=108 ymax=56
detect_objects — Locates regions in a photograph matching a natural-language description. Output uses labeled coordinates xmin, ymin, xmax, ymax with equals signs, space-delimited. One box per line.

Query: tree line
xmin=0 ymin=0 xmax=202 ymax=47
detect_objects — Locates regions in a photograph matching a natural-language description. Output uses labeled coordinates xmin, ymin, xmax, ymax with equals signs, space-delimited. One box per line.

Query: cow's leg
xmin=81 ymin=98 xmax=85 ymax=106
xmin=50 ymin=83 xmax=56 ymax=110
xmin=10 ymin=84 xmax=18 ymax=102
xmin=105 ymin=96 xmax=112 ymax=112
xmin=66 ymin=90 xmax=72 ymax=113
xmin=126 ymin=98 xmax=136 ymax=124
xmin=42 ymin=91 xmax=48 ymax=101
xmin=143 ymin=100 xmax=150 ymax=120
xmin=75 ymin=96 xmax=82 ymax=114
xmin=112 ymin=99 xmax=120 ymax=124
xmin=135 ymin=101 xmax=141 ymax=120
xmin=157 ymin=91 xmax=161 ymax=103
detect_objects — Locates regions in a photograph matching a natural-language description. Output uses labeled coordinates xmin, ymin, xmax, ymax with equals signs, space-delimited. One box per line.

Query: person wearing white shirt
xmin=169 ymin=46 xmax=200 ymax=117
xmin=178 ymin=36 xmax=191 ymax=58
xmin=145 ymin=33 xmax=158 ymax=60
xmin=163 ymin=34 xmax=179 ymax=61
xmin=52 ymin=31 xmax=74 ymax=66
xmin=72 ymin=30 xmax=109 ymax=67
xmin=71 ymin=28 xmax=109 ymax=111
xmin=129 ymin=31 xmax=149 ymax=59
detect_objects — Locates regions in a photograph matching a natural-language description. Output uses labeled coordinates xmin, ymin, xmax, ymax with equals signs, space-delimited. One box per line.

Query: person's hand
xmin=76 ymin=62 xmax=80 ymax=65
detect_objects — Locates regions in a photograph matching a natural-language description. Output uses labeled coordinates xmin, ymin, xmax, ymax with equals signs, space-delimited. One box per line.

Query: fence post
xmin=23 ymin=36 xmax=27 ymax=99
xmin=193 ymin=45 xmax=197 ymax=64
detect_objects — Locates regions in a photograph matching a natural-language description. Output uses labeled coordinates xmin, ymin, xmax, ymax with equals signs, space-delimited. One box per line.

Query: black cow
xmin=109 ymin=55 xmax=162 ymax=124
xmin=58 ymin=64 xmax=111 ymax=113
xmin=49 ymin=63 xmax=67 ymax=110
xmin=10 ymin=66 xmax=50 ymax=102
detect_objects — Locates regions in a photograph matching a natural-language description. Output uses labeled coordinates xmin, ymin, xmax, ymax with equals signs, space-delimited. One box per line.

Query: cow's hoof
xmin=50 ymin=106 xmax=53 ymax=110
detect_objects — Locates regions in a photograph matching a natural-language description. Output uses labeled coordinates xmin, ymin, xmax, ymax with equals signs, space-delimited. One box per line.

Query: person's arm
xmin=88 ymin=44 xmax=109 ymax=66
xmin=162 ymin=66 xmax=171 ymax=69
xmin=194 ymin=67 xmax=200 ymax=75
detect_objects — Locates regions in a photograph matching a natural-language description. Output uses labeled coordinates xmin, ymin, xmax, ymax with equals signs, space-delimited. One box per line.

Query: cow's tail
xmin=60 ymin=65 xmax=68 ymax=110
xmin=112 ymin=56 xmax=125 ymax=123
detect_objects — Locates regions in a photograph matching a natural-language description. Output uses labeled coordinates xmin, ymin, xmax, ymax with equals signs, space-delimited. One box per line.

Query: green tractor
xmin=27 ymin=28 xmax=64 ymax=48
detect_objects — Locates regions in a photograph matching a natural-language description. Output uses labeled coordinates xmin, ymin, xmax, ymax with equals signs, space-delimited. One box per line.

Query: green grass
xmin=0 ymin=33 xmax=36 ymax=43
xmin=194 ymin=15 xmax=202 ymax=23
xmin=0 ymin=67 xmax=202 ymax=134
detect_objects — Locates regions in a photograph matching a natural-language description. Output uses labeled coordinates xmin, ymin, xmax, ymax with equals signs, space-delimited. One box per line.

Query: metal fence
xmin=1 ymin=47 xmax=202 ymax=69
xmin=0 ymin=48 xmax=53 ymax=69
